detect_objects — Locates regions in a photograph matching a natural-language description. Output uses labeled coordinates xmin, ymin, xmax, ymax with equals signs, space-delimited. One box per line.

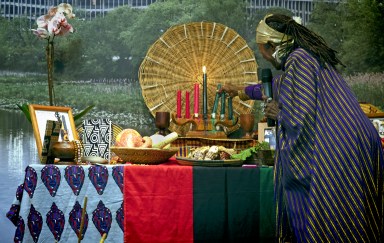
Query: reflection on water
xmin=0 ymin=109 xmax=39 ymax=242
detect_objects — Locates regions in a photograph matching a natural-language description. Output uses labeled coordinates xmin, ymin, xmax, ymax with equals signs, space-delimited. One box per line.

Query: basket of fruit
xmin=111 ymin=128 xmax=179 ymax=164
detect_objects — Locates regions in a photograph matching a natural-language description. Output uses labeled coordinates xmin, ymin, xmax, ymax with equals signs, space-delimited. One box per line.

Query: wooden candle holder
xmin=171 ymin=113 xmax=239 ymax=138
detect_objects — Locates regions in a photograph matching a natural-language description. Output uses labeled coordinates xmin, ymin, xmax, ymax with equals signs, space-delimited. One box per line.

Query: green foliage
xmin=119 ymin=1 xmax=197 ymax=73
xmin=342 ymin=0 xmax=384 ymax=73
xmin=231 ymin=141 xmax=270 ymax=160
xmin=73 ymin=105 xmax=96 ymax=126
xmin=0 ymin=17 xmax=40 ymax=71
xmin=308 ymin=1 xmax=346 ymax=58
xmin=309 ymin=0 xmax=384 ymax=74
xmin=16 ymin=103 xmax=31 ymax=123
xmin=1 ymin=1 xmax=383 ymax=79
xmin=0 ymin=75 xmax=153 ymax=132
xmin=345 ymin=72 xmax=384 ymax=110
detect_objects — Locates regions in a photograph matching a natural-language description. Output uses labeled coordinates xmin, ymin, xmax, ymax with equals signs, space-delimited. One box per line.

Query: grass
xmin=0 ymin=74 xmax=157 ymax=135
xmin=344 ymin=72 xmax=384 ymax=110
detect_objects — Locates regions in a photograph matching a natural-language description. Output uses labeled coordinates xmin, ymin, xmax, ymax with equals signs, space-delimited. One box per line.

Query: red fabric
xmin=124 ymin=164 xmax=193 ymax=243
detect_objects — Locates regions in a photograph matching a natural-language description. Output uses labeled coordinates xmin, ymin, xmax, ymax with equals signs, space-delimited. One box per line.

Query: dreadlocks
xmin=265 ymin=14 xmax=344 ymax=68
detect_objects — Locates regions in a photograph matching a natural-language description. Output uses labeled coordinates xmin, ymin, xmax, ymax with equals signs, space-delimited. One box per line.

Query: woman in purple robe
xmin=222 ymin=14 xmax=383 ymax=243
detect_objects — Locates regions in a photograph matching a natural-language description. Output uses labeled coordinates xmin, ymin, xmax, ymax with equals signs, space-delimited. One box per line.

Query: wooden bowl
xmin=110 ymin=147 xmax=178 ymax=164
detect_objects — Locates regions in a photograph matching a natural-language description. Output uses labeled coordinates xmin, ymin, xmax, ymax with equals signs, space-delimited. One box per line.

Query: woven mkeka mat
xmin=139 ymin=21 xmax=259 ymax=135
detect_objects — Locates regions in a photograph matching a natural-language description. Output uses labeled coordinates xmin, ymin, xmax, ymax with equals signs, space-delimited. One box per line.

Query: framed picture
xmin=258 ymin=122 xmax=275 ymax=142
xmin=369 ymin=113 xmax=384 ymax=139
xmin=29 ymin=104 xmax=78 ymax=160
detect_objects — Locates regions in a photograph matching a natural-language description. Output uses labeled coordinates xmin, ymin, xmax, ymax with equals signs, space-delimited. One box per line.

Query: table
xmin=7 ymin=161 xmax=275 ymax=242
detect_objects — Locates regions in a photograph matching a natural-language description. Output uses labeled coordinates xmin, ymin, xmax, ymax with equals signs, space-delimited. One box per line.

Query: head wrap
xmin=256 ymin=14 xmax=293 ymax=44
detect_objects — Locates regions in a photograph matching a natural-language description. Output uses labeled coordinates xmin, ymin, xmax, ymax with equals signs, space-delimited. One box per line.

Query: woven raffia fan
xmin=139 ymin=21 xmax=258 ymax=135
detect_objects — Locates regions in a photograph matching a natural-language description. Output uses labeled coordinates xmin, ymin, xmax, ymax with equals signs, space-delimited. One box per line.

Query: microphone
xmin=261 ymin=68 xmax=275 ymax=127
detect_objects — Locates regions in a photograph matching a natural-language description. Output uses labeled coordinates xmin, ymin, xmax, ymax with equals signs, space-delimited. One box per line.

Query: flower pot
xmin=257 ymin=149 xmax=275 ymax=166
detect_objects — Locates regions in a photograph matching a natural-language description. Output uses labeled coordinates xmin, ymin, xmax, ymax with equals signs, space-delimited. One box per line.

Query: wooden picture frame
xmin=257 ymin=122 xmax=274 ymax=142
xmin=258 ymin=122 xmax=277 ymax=149
xmin=29 ymin=104 xmax=78 ymax=160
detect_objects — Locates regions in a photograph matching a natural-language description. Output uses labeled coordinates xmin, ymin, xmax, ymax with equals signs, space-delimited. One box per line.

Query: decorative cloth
xmin=80 ymin=119 xmax=112 ymax=161
xmin=123 ymin=163 xmax=276 ymax=242
xmin=7 ymin=163 xmax=276 ymax=242
xmin=6 ymin=164 xmax=124 ymax=242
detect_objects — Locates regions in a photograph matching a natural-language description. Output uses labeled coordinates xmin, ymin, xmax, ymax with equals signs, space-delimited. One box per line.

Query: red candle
xmin=185 ymin=91 xmax=190 ymax=118
xmin=177 ymin=90 xmax=182 ymax=118
xmin=194 ymin=83 xmax=199 ymax=117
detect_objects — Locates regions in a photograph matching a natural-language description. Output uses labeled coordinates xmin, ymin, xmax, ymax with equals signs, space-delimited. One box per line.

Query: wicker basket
xmin=110 ymin=147 xmax=178 ymax=164
xmin=139 ymin=22 xmax=259 ymax=135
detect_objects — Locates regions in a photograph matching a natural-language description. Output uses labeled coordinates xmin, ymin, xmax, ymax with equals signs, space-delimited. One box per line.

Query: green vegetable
xmin=231 ymin=141 xmax=270 ymax=160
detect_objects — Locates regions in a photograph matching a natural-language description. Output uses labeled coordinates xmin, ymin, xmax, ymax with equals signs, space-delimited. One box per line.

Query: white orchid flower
xmin=31 ymin=3 xmax=75 ymax=40
xmin=31 ymin=27 xmax=50 ymax=39
xmin=57 ymin=3 xmax=75 ymax=19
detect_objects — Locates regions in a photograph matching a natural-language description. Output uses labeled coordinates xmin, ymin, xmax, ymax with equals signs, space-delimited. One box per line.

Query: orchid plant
xmin=32 ymin=3 xmax=75 ymax=40
xmin=31 ymin=3 xmax=75 ymax=106
xmin=19 ymin=4 xmax=93 ymax=126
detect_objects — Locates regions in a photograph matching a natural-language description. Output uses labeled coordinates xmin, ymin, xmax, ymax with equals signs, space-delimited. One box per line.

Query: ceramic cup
xmin=240 ymin=113 xmax=255 ymax=138
xmin=155 ymin=111 xmax=171 ymax=136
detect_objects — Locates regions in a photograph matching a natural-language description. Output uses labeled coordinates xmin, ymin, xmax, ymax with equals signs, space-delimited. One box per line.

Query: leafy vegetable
xmin=231 ymin=141 xmax=270 ymax=161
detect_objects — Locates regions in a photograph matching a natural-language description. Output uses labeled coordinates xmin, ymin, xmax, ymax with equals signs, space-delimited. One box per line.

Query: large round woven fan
xmin=139 ymin=21 xmax=258 ymax=135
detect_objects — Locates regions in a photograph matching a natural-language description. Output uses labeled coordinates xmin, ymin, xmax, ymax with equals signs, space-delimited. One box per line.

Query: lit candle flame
xmin=202 ymin=66 xmax=206 ymax=74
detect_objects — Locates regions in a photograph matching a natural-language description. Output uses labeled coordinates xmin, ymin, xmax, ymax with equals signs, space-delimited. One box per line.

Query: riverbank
xmin=1 ymin=72 xmax=383 ymax=135
xmin=0 ymin=75 xmax=157 ymax=135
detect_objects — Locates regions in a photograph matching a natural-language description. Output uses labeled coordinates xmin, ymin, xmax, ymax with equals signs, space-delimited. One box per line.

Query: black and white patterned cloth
xmin=80 ymin=119 xmax=112 ymax=160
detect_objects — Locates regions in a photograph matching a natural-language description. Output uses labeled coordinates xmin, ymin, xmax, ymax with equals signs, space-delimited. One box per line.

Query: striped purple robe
xmin=272 ymin=48 xmax=383 ymax=242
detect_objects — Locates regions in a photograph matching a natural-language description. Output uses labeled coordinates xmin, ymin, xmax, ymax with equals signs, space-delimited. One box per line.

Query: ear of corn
xmin=152 ymin=132 xmax=178 ymax=149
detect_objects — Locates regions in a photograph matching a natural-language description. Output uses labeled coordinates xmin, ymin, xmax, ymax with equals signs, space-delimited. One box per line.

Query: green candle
xmin=211 ymin=83 xmax=221 ymax=119
xmin=220 ymin=92 xmax=226 ymax=120
xmin=203 ymin=66 xmax=207 ymax=119
xmin=228 ymin=96 xmax=233 ymax=120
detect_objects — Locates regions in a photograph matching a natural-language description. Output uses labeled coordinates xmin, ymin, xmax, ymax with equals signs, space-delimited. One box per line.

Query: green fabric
xmin=193 ymin=167 xmax=275 ymax=243
xmin=259 ymin=167 xmax=276 ymax=241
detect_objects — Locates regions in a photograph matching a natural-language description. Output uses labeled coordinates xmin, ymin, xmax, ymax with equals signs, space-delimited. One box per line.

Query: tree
xmin=309 ymin=0 xmax=384 ymax=73
xmin=119 ymin=0 xmax=198 ymax=79
xmin=308 ymin=1 xmax=346 ymax=61
xmin=0 ymin=17 xmax=40 ymax=72
xmin=342 ymin=0 xmax=384 ymax=73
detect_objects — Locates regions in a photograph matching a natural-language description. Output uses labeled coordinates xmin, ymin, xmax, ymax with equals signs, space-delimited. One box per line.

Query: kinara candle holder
xmin=171 ymin=112 xmax=239 ymax=138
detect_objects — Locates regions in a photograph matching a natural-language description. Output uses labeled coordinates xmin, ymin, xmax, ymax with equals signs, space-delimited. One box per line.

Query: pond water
xmin=0 ymin=109 xmax=39 ymax=242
